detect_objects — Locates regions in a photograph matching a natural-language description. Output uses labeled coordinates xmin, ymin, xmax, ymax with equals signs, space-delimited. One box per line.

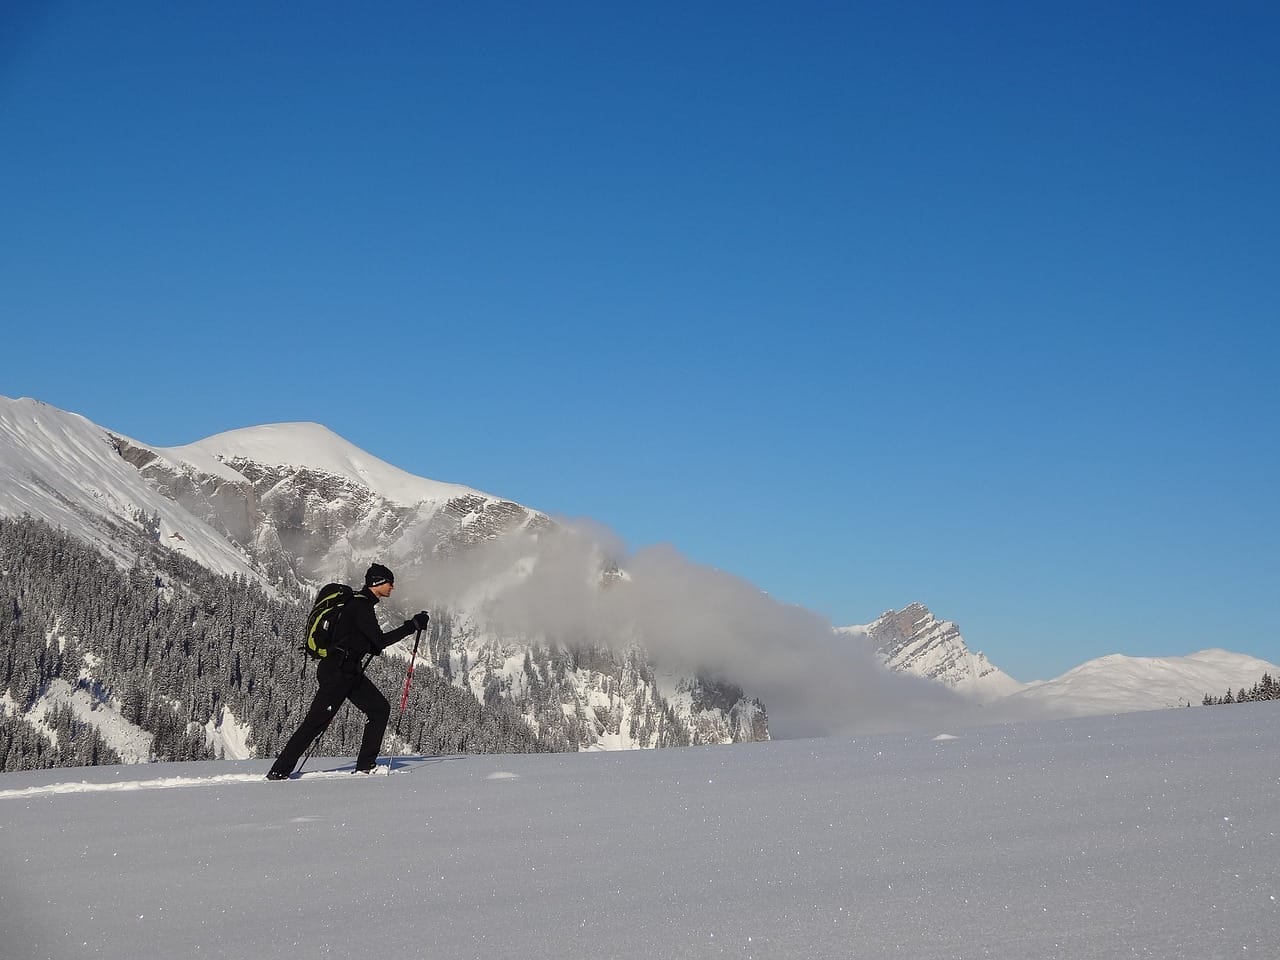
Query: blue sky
xmin=2 ymin=2 xmax=1277 ymax=680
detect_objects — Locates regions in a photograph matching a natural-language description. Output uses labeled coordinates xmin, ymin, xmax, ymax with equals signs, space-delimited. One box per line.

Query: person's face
xmin=371 ymin=581 xmax=394 ymax=599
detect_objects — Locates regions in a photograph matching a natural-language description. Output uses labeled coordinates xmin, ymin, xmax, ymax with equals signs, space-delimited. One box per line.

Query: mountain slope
xmin=0 ymin=397 xmax=257 ymax=578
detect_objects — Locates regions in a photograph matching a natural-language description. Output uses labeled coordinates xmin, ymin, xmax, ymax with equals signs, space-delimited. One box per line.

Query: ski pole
xmin=391 ymin=629 xmax=423 ymax=775
xmin=399 ymin=628 xmax=423 ymax=715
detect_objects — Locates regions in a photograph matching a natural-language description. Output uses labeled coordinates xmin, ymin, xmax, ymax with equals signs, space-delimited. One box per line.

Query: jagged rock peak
xmin=872 ymin=601 xmax=944 ymax=639
xmin=843 ymin=602 xmax=1022 ymax=698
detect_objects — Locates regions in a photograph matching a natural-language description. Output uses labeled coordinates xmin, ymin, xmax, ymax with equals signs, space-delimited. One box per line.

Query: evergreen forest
xmin=0 ymin=515 xmax=548 ymax=771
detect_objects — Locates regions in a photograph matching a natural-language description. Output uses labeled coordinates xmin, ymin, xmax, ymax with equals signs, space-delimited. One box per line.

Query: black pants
xmin=269 ymin=655 xmax=390 ymax=776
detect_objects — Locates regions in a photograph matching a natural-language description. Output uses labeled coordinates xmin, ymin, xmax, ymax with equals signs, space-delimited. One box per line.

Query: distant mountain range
xmin=2 ymin=395 xmax=1274 ymax=769
xmin=839 ymin=601 xmax=1277 ymax=717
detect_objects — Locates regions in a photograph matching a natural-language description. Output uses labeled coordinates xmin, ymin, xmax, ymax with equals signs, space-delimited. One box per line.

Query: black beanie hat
xmin=365 ymin=563 xmax=395 ymax=588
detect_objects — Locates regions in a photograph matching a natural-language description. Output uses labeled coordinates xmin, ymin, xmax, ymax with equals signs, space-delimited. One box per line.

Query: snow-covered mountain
xmin=840 ymin=601 xmax=1279 ymax=718
xmin=1003 ymin=648 xmax=1280 ymax=715
xmin=839 ymin=602 xmax=1023 ymax=701
xmin=110 ymin=419 xmax=553 ymax=590
xmin=5 ymin=394 xmax=1271 ymax=765
xmin=0 ymin=396 xmax=766 ymax=756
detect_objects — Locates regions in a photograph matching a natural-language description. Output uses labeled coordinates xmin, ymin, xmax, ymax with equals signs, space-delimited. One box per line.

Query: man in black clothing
xmin=267 ymin=563 xmax=430 ymax=780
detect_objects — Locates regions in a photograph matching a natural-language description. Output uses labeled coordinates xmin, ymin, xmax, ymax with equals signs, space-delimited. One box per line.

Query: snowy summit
xmin=163 ymin=421 xmax=487 ymax=507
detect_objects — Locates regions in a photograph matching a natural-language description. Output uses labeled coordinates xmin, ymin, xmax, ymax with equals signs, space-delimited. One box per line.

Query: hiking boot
xmin=265 ymin=770 xmax=289 ymax=781
xmin=352 ymin=765 xmax=378 ymax=775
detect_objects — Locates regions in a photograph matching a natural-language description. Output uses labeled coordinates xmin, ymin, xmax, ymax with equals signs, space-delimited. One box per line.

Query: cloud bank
xmin=396 ymin=521 xmax=1031 ymax=739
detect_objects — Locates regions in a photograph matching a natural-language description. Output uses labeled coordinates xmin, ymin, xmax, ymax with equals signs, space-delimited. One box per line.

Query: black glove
xmin=411 ymin=611 xmax=431 ymax=630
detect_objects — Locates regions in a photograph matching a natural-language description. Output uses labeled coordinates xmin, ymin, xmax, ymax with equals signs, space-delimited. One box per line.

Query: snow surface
xmin=2 ymin=704 xmax=1276 ymax=960
xmin=163 ymin=421 xmax=490 ymax=507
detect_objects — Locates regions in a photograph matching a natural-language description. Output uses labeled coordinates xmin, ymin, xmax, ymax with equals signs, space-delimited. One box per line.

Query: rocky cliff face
xmin=839 ymin=602 xmax=1022 ymax=700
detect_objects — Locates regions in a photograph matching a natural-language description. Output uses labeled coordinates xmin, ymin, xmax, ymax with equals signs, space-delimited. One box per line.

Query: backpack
xmin=303 ymin=583 xmax=354 ymax=660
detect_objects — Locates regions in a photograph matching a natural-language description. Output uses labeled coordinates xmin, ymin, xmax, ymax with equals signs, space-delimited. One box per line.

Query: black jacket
xmin=333 ymin=587 xmax=415 ymax=660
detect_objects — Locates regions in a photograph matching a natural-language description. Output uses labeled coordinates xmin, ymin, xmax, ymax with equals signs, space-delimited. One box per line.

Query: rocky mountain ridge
xmin=838 ymin=601 xmax=1022 ymax=701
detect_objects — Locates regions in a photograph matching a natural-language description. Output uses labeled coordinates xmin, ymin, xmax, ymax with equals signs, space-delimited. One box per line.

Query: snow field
xmin=2 ymin=702 xmax=1276 ymax=960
